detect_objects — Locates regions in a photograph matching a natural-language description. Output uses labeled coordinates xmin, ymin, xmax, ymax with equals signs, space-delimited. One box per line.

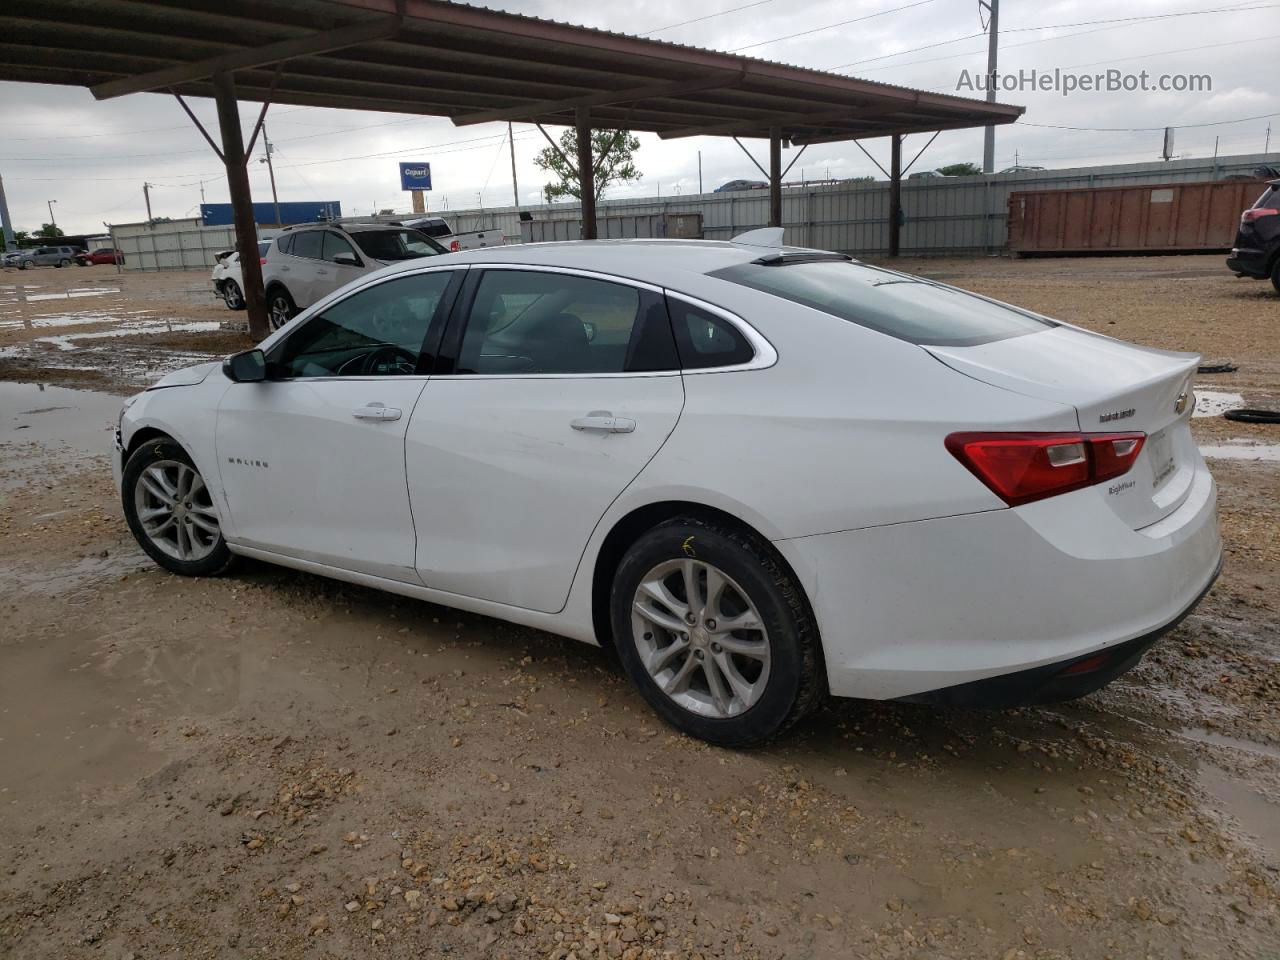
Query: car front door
xmin=405 ymin=265 xmax=686 ymax=613
xmin=318 ymin=230 xmax=369 ymax=299
xmin=215 ymin=267 xmax=462 ymax=581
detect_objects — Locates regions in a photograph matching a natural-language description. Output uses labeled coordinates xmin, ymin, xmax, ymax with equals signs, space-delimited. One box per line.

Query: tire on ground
xmin=121 ymin=437 xmax=235 ymax=577
xmin=609 ymin=515 xmax=824 ymax=747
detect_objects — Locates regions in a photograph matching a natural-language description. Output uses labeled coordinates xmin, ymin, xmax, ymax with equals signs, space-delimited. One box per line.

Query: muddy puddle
xmin=1199 ymin=439 xmax=1280 ymax=462
xmin=35 ymin=319 xmax=220 ymax=351
xmin=0 ymin=381 xmax=122 ymax=454
xmin=1194 ymin=388 xmax=1244 ymax=418
xmin=0 ymin=286 xmax=128 ymax=330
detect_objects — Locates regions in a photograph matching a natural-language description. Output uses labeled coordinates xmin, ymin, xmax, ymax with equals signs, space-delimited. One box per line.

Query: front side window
xmin=290 ymin=230 xmax=323 ymax=260
xmin=273 ymin=271 xmax=454 ymax=378
xmin=352 ymin=229 xmax=446 ymax=262
xmin=456 ymin=270 xmax=677 ymax=375
xmin=321 ymin=231 xmax=358 ymax=263
xmin=710 ymin=260 xmax=1055 ymax=347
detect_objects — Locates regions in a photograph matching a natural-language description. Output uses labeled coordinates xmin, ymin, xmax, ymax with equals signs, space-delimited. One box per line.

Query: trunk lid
xmin=927 ymin=326 xmax=1199 ymax=529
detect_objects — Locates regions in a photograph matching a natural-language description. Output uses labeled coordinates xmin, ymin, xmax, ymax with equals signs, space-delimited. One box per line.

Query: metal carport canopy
xmin=0 ymin=0 xmax=1024 ymax=335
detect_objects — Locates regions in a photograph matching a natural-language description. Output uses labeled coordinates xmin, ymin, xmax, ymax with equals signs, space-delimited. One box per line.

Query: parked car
xmin=4 ymin=245 xmax=80 ymax=269
xmin=76 ymin=247 xmax=125 ymax=266
xmin=401 ymin=216 xmax=504 ymax=252
xmin=114 ymin=232 xmax=1220 ymax=746
xmin=211 ymin=241 xmax=271 ymax=310
xmin=714 ymin=179 xmax=768 ymax=193
xmin=262 ymin=222 xmax=449 ymax=328
xmin=999 ymin=165 xmax=1046 ymax=174
xmin=907 ymin=170 xmax=952 ymax=180
xmin=1225 ymin=179 xmax=1280 ymax=293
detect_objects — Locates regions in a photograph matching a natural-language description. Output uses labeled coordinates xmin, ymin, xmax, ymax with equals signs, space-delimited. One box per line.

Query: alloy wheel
xmin=224 ymin=282 xmax=244 ymax=309
xmin=269 ymin=294 xmax=292 ymax=329
xmin=630 ymin=558 xmax=771 ymax=719
xmin=133 ymin=459 xmax=221 ymax=562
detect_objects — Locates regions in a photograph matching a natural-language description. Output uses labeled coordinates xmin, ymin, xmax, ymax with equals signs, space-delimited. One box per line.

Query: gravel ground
xmin=1 ymin=256 xmax=1278 ymax=960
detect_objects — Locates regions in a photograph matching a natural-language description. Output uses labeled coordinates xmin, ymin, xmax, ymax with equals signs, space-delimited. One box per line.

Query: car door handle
xmin=570 ymin=412 xmax=635 ymax=434
xmin=352 ymin=403 xmax=402 ymax=421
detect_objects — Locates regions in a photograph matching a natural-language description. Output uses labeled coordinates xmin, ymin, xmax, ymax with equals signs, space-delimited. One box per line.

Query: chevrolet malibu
xmin=114 ymin=233 xmax=1221 ymax=746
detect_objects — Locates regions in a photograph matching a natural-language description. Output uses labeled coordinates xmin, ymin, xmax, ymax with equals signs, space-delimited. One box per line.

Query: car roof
xmin=381 ymin=238 xmax=808 ymax=286
xmin=289 ymin=221 xmax=405 ymax=233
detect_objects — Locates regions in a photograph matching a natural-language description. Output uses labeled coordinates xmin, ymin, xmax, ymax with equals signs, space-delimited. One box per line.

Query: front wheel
xmin=610 ymin=516 xmax=824 ymax=747
xmin=20 ymin=260 xmax=33 ymax=270
xmin=267 ymin=287 xmax=296 ymax=330
xmin=122 ymin=438 xmax=233 ymax=577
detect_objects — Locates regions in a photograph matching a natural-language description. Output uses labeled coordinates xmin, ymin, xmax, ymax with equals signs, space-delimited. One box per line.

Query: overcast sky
xmin=2 ymin=0 xmax=1277 ymax=236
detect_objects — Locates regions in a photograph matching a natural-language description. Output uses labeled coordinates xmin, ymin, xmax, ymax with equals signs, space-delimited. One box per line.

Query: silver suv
xmin=261 ymin=222 xmax=449 ymax=329
xmin=5 ymin=245 xmax=79 ymax=269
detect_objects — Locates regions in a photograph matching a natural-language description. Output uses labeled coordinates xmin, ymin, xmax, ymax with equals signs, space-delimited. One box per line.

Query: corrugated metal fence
xmin=447 ymin=153 xmax=1276 ymax=256
xmin=108 ymin=154 xmax=1276 ymax=269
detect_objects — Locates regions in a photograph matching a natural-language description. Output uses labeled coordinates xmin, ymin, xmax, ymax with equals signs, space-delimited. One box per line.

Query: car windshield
xmin=710 ymin=259 xmax=1055 ymax=347
xmin=352 ymin=229 xmax=446 ymax=261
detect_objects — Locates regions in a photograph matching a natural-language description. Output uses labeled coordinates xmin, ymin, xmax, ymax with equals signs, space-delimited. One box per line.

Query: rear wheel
xmin=610 ymin=516 xmax=823 ymax=747
xmin=222 ymin=280 xmax=245 ymax=310
xmin=267 ymin=287 xmax=296 ymax=329
xmin=57 ymin=258 xmax=70 ymax=268
xmin=1270 ymin=256 xmax=1280 ymax=295
xmin=122 ymin=438 xmax=233 ymax=577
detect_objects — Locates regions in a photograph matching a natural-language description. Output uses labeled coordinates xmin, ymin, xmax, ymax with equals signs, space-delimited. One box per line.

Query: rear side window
xmin=667 ymin=299 xmax=755 ymax=369
xmin=276 ymin=234 xmax=294 ymax=255
xmin=291 ymin=230 xmax=323 ymax=260
xmin=456 ymin=269 xmax=677 ymax=375
xmin=1256 ymin=186 xmax=1280 ymax=211
xmin=709 ymin=260 xmax=1055 ymax=347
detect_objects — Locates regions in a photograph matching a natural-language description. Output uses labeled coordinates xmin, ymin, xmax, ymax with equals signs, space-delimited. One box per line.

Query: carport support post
xmin=888 ymin=133 xmax=902 ymax=258
xmin=213 ymin=71 xmax=268 ymax=339
xmin=576 ymin=105 xmax=598 ymax=240
xmin=768 ymin=127 xmax=782 ymax=228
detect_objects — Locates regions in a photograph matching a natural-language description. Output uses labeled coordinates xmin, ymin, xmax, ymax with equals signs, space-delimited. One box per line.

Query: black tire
xmin=223 ymin=280 xmax=246 ymax=311
xmin=609 ymin=515 xmax=824 ymax=747
xmin=122 ymin=438 xmax=234 ymax=577
xmin=1270 ymin=256 xmax=1280 ymax=295
xmin=20 ymin=260 xmax=33 ymax=270
xmin=1223 ymin=408 xmax=1280 ymax=424
xmin=267 ymin=286 xmax=297 ymax=330
xmin=57 ymin=258 xmax=70 ymax=268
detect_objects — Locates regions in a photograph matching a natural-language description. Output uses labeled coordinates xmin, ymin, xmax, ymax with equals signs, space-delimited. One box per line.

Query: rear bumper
xmin=775 ymin=461 xmax=1221 ymax=701
xmin=1226 ymin=247 xmax=1268 ymax=278
xmin=896 ymin=556 xmax=1220 ymax=706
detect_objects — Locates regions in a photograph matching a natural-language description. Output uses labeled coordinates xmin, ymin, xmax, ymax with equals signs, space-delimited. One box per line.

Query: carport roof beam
xmin=0 ymin=0 xmax=1024 ymax=144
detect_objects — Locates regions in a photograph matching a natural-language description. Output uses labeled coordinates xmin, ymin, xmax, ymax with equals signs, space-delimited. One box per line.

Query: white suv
xmin=262 ymin=222 xmax=449 ymax=329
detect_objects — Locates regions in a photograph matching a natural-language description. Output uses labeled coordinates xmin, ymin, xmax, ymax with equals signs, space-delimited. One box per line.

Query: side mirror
xmin=333 ymin=252 xmax=361 ymax=267
xmin=223 ymin=348 xmax=267 ymax=383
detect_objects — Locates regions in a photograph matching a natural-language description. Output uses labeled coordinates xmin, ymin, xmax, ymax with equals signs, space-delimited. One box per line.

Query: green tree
xmin=535 ymin=128 xmax=642 ymax=202
xmin=936 ymin=162 xmax=981 ymax=177
xmin=35 ymin=222 xmax=64 ymax=238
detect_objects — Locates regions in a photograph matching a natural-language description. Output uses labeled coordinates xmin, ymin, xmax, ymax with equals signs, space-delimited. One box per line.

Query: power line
xmin=729 ymin=0 xmax=939 ymax=53
xmin=641 ymin=0 xmax=780 ymax=36
xmin=833 ymin=3 xmax=1280 ymax=70
xmin=1019 ymin=111 xmax=1280 ymax=133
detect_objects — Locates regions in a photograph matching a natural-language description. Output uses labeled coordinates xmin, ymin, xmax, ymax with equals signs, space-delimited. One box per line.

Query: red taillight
xmin=260 ymin=256 xmax=268 ymax=264
xmin=945 ymin=432 xmax=1146 ymax=507
xmin=1242 ymin=207 xmax=1279 ymax=223
xmin=449 ymin=239 xmax=461 ymax=252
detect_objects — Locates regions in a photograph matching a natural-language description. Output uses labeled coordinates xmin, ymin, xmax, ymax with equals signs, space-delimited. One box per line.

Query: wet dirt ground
xmin=1 ymin=258 xmax=1278 ymax=960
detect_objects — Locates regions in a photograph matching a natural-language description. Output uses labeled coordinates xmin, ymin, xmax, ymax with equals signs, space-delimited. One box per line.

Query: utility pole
xmin=0 ymin=173 xmax=14 ymax=251
xmin=46 ymin=199 xmax=57 ymax=230
xmin=143 ymin=182 xmax=153 ymax=224
xmin=259 ymin=127 xmax=282 ymax=226
xmin=508 ymin=121 xmax=519 ymax=207
xmin=980 ymin=0 xmax=999 ymax=174
xmin=698 ymin=150 xmax=703 ymax=194
xmin=1266 ymin=123 xmax=1272 ymax=153
xmin=199 ymin=180 xmax=206 ymax=205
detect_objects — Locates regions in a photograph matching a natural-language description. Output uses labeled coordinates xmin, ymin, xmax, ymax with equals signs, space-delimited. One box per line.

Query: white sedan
xmin=114 ymin=233 xmax=1221 ymax=745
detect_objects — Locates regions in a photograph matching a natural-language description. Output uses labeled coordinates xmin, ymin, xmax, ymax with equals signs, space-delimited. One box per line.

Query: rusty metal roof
xmin=0 ymin=0 xmax=1024 ymax=143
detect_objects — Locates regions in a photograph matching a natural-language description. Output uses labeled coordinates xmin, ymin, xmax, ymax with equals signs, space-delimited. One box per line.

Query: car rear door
xmin=404 ymin=265 xmax=685 ymax=613
xmin=215 ymin=267 xmax=463 ymax=580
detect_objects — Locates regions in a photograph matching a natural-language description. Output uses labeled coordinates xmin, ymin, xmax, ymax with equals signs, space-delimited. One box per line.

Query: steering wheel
xmin=336 ymin=345 xmax=419 ymax=377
